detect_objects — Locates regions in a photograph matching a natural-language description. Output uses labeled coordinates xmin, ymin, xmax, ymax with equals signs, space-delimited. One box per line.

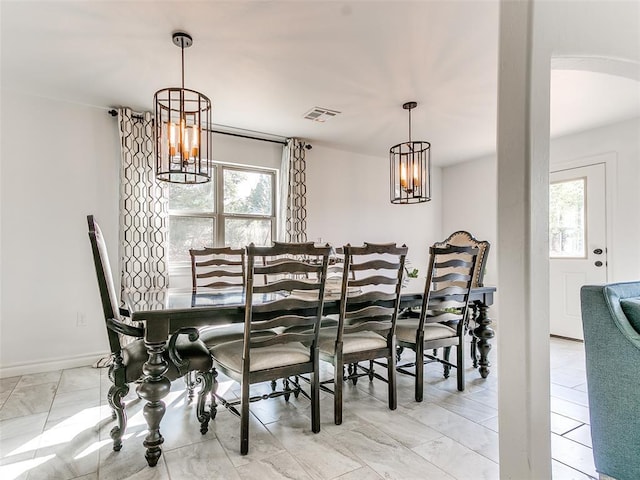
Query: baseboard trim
xmin=550 ymin=334 xmax=584 ymax=343
xmin=0 ymin=351 xmax=110 ymax=379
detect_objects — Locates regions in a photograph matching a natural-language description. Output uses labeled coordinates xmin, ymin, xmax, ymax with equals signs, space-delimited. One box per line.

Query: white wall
xmin=1 ymin=90 xmax=121 ymax=376
xmin=212 ymin=134 xmax=282 ymax=171
xmin=0 ymin=90 xmax=284 ymax=376
xmin=442 ymin=154 xmax=497 ymax=286
xmin=306 ymin=144 xmax=442 ymax=273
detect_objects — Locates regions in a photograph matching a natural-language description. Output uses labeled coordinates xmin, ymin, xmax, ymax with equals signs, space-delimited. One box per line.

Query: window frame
xmin=168 ymin=161 xmax=277 ymax=268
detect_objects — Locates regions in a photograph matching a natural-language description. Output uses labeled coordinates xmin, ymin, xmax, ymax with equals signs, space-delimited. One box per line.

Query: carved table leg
xmin=136 ymin=341 xmax=171 ymax=467
xmin=472 ymin=301 xmax=495 ymax=379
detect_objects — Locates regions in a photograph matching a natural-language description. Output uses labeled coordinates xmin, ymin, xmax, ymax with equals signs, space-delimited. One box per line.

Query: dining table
xmin=124 ymin=278 xmax=496 ymax=466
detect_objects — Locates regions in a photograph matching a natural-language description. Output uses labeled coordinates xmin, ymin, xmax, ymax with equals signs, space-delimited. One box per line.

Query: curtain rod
xmin=108 ymin=109 xmax=288 ymax=146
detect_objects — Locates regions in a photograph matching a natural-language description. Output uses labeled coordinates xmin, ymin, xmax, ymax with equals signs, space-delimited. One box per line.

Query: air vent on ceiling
xmin=303 ymin=107 xmax=341 ymax=122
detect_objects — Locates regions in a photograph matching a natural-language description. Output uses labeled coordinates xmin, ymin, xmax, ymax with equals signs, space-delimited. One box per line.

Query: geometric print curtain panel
xmin=117 ymin=107 xmax=169 ymax=292
xmin=282 ymin=138 xmax=308 ymax=243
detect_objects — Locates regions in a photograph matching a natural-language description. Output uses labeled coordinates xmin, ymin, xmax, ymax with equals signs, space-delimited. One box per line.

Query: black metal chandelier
xmin=154 ymin=32 xmax=212 ymax=184
xmin=390 ymin=101 xmax=431 ymax=204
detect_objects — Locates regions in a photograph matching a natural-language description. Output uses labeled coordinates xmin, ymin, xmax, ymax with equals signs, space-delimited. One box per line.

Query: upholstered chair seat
xmin=318 ymin=328 xmax=387 ymax=355
xmin=395 ymin=319 xmax=457 ymax=344
xmin=211 ymin=340 xmax=310 ymax=372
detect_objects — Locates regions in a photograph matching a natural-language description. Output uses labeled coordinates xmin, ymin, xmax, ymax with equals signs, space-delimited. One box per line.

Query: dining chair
xmin=432 ymin=231 xmax=490 ymax=367
xmin=396 ymin=244 xmax=478 ymax=401
xmin=318 ymin=242 xmax=407 ymax=425
xmin=87 ymin=215 xmax=214 ymax=451
xmin=185 ymin=246 xmax=249 ymax=397
xmin=190 ymin=246 xmax=246 ymax=291
xmin=189 ymin=246 xmax=251 ymax=349
xmin=209 ymin=241 xmax=331 ymax=455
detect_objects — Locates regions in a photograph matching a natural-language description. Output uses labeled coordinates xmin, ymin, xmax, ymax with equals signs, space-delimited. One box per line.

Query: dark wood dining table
xmin=124 ymin=279 xmax=496 ymax=466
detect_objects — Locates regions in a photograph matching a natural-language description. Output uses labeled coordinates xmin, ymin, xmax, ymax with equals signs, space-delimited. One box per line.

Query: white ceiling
xmin=2 ymin=1 xmax=638 ymax=166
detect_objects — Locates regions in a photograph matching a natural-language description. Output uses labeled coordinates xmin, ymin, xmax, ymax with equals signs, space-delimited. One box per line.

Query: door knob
xmin=595 ymin=261 xmax=603 ymax=267
xmin=593 ymin=248 xmax=603 ymax=255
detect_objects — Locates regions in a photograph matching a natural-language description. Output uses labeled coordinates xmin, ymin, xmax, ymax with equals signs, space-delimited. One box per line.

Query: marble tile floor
xmin=0 ymin=337 xmax=593 ymax=480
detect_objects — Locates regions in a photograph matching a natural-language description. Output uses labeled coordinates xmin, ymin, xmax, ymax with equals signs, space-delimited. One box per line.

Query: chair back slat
xmin=350 ymin=259 xmax=402 ymax=271
xmin=336 ymin=243 xmax=408 ymax=343
xmin=250 ymin=332 xmax=316 ymax=348
xmin=254 ymin=278 xmax=320 ymax=294
xmin=198 ymin=269 xmax=244 ymax=279
xmin=349 ymin=275 xmax=401 ymax=287
xmin=345 ymin=291 xmax=397 ymax=305
xmin=256 ymin=260 xmax=320 ymax=276
xmin=432 ymin=273 xmax=473 ymax=285
xmin=244 ymin=242 xmax=331 ymax=372
xmin=345 ymin=305 xmax=395 ymax=322
xmin=190 ymin=247 xmax=246 ymax=291
xmin=252 ymin=297 xmax=321 ymax=314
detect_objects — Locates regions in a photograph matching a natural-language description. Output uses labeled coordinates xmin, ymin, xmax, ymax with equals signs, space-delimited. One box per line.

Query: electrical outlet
xmin=76 ymin=312 xmax=87 ymax=327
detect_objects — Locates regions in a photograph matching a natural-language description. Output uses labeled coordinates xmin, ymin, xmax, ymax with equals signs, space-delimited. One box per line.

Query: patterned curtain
xmin=117 ymin=108 xmax=169 ymax=292
xmin=278 ymin=138 xmax=308 ymax=242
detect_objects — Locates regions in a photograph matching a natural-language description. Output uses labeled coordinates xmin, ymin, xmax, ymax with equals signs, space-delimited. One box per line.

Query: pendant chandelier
xmin=154 ymin=32 xmax=212 ymax=184
xmin=390 ymin=101 xmax=431 ymax=204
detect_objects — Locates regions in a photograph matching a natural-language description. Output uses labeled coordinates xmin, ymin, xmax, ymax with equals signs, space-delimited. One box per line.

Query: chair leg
xmin=195 ymin=370 xmax=212 ymax=434
xmin=443 ymin=346 xmax=452 ymax=378
xmin=396 ymin=345 xmax=404 ymax=362
xmin=311 ymin=354 xmax=321 ymax=433
xmin=240 ymin=380 xmax=250 ymax=455
xmin=368 ymin=360 xmax=375 ymax=381
xmin=457 ymin=341 xmax=465 ymax=392
xmin=107 ymin=382 xmax=129 ymax=451
xmin=387 ymin=337 xmax=397 ymax=411
xmin=334 ymin=356 xmax=344 ymax=425
xmin=211 ymin=367 xmax=218 ymax=420
xmin=185 ymin=372 xmax=195 ymax=402
xmin=283 ymin=377 xmax=291 ymax=401
xmin=350 ymin=363 xmax=358 ymax=385
xmin=471 ymin=334 xmax=479 ymax=368
xmin=415 ymin=343 xmax=425 ymax=402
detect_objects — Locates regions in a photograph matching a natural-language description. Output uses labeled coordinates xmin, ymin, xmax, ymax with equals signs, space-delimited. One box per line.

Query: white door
xmin=549 ymin=163 xmax=607 ymax=340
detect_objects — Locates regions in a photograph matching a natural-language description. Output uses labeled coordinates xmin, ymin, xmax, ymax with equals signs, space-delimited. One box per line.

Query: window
xmin=168 ymin=164 xmax=276 ymax=264
xmin=549 ymin=177 xmax=586 ymax=258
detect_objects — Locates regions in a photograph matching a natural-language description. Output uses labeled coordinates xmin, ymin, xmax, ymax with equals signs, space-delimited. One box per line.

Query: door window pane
xmin=169 ymin=216 xmax=214 ymax=263
xmin=549 ymin=178 xmax=585 ymax=258
xmin=168 ymin=181 xmax=214 ymax=212
xmin=223 ymin=169 xmax=273 ymax=215
xmin=225 ymin=218 xmax=271 ymax=247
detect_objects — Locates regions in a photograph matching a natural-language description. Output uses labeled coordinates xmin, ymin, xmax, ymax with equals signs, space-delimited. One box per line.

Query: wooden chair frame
xmin=396 ymin=244 xmax=478 ymax=401
xmin=190 ymin=246 xmax=246 ymax=291
xmin=318 ymin=242 xmax=407 ymax=425
xmin=432 ymin=231 xmax=490 ymax=367
xmin=210 ymin=242 xmax=331 ymax=454
xmin=87 ymin=215 xmax=214 ymax=451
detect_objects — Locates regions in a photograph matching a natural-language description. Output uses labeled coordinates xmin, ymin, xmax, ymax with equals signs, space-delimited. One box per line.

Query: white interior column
xmin=497 ymin=1 xmax=551 ymax=478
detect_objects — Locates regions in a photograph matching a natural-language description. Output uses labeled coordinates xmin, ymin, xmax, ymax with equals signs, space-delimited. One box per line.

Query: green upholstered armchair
xmin=580 ymin=282 xmax=640 ymax=480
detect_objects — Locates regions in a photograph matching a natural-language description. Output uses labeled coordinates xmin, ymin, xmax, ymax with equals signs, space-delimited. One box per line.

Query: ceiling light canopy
xmin=390 ymin=101 xmax=431 ymax=204
xmin=154 ymin=31 xmax=212 ymax=184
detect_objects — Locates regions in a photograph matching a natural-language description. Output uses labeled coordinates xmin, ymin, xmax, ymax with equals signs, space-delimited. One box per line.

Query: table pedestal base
xmin=472 ymin=301 xmax=495 ymax=378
